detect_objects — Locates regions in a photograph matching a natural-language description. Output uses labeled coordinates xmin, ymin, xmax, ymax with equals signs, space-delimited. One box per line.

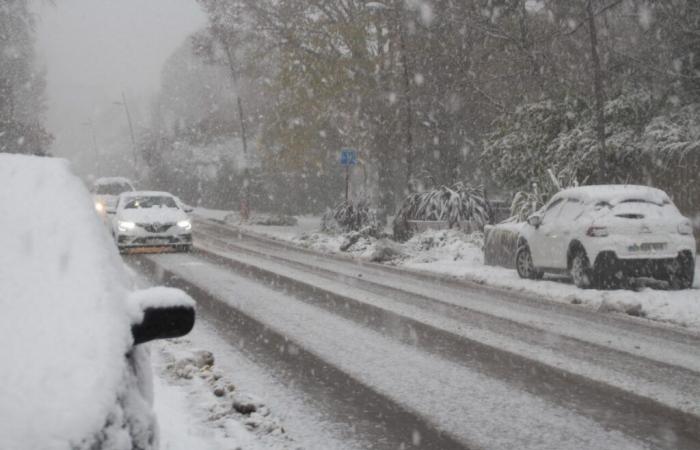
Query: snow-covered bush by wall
xmin=393 ymin=183 xmax=492 ymax=241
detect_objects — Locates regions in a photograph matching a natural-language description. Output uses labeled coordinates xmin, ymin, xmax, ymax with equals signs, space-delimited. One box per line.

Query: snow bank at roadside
xmin=194 ymin=208 xmax=700 ymax=331
xmin=153 ymin=338 xmax=297 ymax=450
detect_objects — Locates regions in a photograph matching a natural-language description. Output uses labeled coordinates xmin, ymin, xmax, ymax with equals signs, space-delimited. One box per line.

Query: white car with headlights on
xmin=109 ymin=191 xmax=193 ymax=252
xmin=516 ymin=185 xmax=696 ymax=289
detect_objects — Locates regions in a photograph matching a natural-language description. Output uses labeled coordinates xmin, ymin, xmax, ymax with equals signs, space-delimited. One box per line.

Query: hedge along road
xmin=130 ymin=218 xmax=700 ymax=449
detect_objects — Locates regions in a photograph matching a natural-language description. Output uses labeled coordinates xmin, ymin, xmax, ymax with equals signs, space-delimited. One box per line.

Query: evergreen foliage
xmin=393 ymin=183 xmax=492 ymax=241
xmin=321 ymin=199 xmax=381 ymax=236
xmin=0 ymin=0 xmax=52 ymax=156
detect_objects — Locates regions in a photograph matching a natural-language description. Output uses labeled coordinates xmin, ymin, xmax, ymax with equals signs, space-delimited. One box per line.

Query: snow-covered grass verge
xmin=194 ymin=208 xmax=700 ymax=331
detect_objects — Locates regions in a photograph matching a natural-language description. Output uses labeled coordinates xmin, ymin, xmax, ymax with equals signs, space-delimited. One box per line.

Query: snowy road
xmin=129 ymin=219 xmax=700 ymax=449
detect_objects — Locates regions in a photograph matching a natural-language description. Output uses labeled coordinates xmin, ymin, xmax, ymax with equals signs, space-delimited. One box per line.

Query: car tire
xmin=594 ymin=252 xmax=622 ymax=289
xmin=666 ymin=252 xmax=694 ymax=290
xmin=516 ymin=245 xmax=544 ymax=280
xmin=176 ymin=245 xmax=192 ymax=253
xmin=570 ymin=251 xmax=595 ymax=289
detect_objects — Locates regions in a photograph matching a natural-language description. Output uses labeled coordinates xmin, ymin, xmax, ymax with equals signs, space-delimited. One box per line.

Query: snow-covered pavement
xmin=129 ymin=262 xmax=366 ymax=450
xmin=194 ymin=208 xmax=700 ymax=331
xmin=129 ymin=220 xmax=700 ymax=449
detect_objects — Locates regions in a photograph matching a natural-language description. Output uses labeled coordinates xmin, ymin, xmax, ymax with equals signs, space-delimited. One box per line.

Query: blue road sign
xmin=340 ymin=148 xmax=358 ymax=166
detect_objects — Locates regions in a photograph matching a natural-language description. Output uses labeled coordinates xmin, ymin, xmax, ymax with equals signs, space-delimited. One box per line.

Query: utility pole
xmin=365 ymin=1 xmax=415 ymax=196
xmin=397 ymin=6 xmax=414 ymax=194
xmin=122 ymin=91 xmax=138 ymax=168
xmin=586 ymin=0 xmax=607 ymax=180
xmin=222 ymin=39 xmax=251 ymax=220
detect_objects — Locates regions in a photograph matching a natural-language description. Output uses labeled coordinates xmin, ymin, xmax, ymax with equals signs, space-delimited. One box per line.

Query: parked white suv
xmin=516 ymin=185 xmax=696 ymax=289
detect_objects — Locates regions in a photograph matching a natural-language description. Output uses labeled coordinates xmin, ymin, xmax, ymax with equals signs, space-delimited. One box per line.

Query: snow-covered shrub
xmin=249 ymin=214 xmax=298 ymax=226
xmin=401 ymin=229 xmax=485 ymax=265
xmin=510 ymin=168 xmax=584 ymax=221
xmin=640 ymin=103 xmax=700 ymax=214
xmin=392 ymin=183 xmax=493 ymax=241
xmin=481 ymin=91 xmax=654 ymax=195
xmin=321 ymin=199 xmax=381 ymax=236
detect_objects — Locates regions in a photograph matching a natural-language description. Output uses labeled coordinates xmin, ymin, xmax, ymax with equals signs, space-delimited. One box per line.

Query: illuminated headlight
xmin=177 ymin=220 xmax=192 ymax=230
xmin=678 ymin=221 xmax=693 ymax=235
xmin=118 ymin=221 xmax=136 ymax=232
xmin=95 ymin=202 xmax=105 ymax=213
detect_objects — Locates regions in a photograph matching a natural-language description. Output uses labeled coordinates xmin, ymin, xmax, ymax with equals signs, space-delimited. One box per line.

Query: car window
xmin=617 ymin=198 xmax=670 ymax=207
xmin=124 ymin=196 xmax=178 ymax=209
xmin=542 ymin=198 xmax=564 ymax=220
xmin=95 ymin=183 xmax=132 ymax=196
xmin=558 ymin=198 xmax=584 ymax=221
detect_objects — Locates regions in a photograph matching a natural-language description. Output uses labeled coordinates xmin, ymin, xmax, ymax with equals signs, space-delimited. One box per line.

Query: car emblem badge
xmin=640 ymin=225 xmax=651 ymax=234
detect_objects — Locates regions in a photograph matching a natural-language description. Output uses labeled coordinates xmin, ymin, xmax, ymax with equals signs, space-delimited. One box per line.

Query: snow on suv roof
xmin=0 ymin=155 xmax=134 ymax=448
xmin=94 ymin=176 xmax=133 ymax=186
xmin=120 ymin=190 xmax=176 ymax=199
xmin=556 ymin=185 xmax=670 ymax=205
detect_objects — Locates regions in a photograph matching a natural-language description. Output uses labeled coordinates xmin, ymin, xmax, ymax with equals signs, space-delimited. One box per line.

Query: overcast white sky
xmin=36 ymin=0 xmax=205 ymax=176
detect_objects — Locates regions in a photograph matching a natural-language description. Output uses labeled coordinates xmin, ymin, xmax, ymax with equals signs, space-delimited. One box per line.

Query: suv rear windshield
xmin=95 ymin=183 xmax=132 ymax=196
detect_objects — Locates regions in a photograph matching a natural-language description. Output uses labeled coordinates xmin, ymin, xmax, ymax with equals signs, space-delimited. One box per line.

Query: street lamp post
xmin=82 ymin=120 xmax=100 ymax=174
xmin=113 ymin=91 xmax=138 ymax=168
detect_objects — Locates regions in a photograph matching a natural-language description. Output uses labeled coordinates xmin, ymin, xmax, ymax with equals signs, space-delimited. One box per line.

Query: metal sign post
xmin=340 ymin=148 xmax=357 ymax=202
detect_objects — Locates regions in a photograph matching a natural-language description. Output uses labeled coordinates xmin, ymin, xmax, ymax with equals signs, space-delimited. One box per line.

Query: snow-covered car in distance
xmin=109 ymin=191 xmax=194 ymax=252
xmin=92 ymin=176 xmax=135 ymax=216
xmin=0 ymin=154 xmax=195 ymax=450
xmin=516 ymin=185 xmax=696 ymax=289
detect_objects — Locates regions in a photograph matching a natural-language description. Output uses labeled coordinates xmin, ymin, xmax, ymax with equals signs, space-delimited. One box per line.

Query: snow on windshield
xmin=125 ymin=196 xmax=178 ymax=209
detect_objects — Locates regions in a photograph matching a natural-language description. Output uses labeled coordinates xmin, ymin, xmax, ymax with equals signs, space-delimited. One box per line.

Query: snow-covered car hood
xmin=118 ymin=206 xmax=188 ymax=224
xmin=0 ymin=155 xmax=138 ymax=449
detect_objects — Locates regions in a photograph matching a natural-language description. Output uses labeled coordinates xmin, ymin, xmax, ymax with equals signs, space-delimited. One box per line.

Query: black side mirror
xmin=129 ymin=288 xmax=195 ymax=345
xmin=132 ymin=305 xmax=195 ymax=345
xmin=184 ymin=206 xmax=194 ymax=213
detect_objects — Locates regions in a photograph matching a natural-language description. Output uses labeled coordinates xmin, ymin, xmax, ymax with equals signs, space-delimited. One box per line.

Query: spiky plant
xmin=510 ymin=168 xmax=586 ymax=221
xmin=393 ymin=183 xmax=493 ymax=241
xmin=321 ymin=199 xmax=381 ymax=236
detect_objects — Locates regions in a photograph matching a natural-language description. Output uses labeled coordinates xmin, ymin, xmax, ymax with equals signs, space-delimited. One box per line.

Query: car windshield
xmin=123 ymin=196 xmax=177 ymax=209
xmin=617 ymin=198 xmax=669 ymax=207
xmin=95 ymin=183 xmax=132 ymax=196
xmin=595 ymin=198 xmax=670 ymax=209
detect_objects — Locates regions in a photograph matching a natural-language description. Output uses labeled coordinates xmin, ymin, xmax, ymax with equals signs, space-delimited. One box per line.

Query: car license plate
xmin=628 ymin=242 xmax=666 ymax=252
xmin=145 ymin=238 xmax=168 ymax=245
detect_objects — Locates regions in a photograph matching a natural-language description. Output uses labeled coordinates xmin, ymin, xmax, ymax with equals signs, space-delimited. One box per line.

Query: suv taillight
xmin=678 ymin=222 xmax=693 ymax=235
xmin=586 ymin=226 xmax=609 ymax=237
